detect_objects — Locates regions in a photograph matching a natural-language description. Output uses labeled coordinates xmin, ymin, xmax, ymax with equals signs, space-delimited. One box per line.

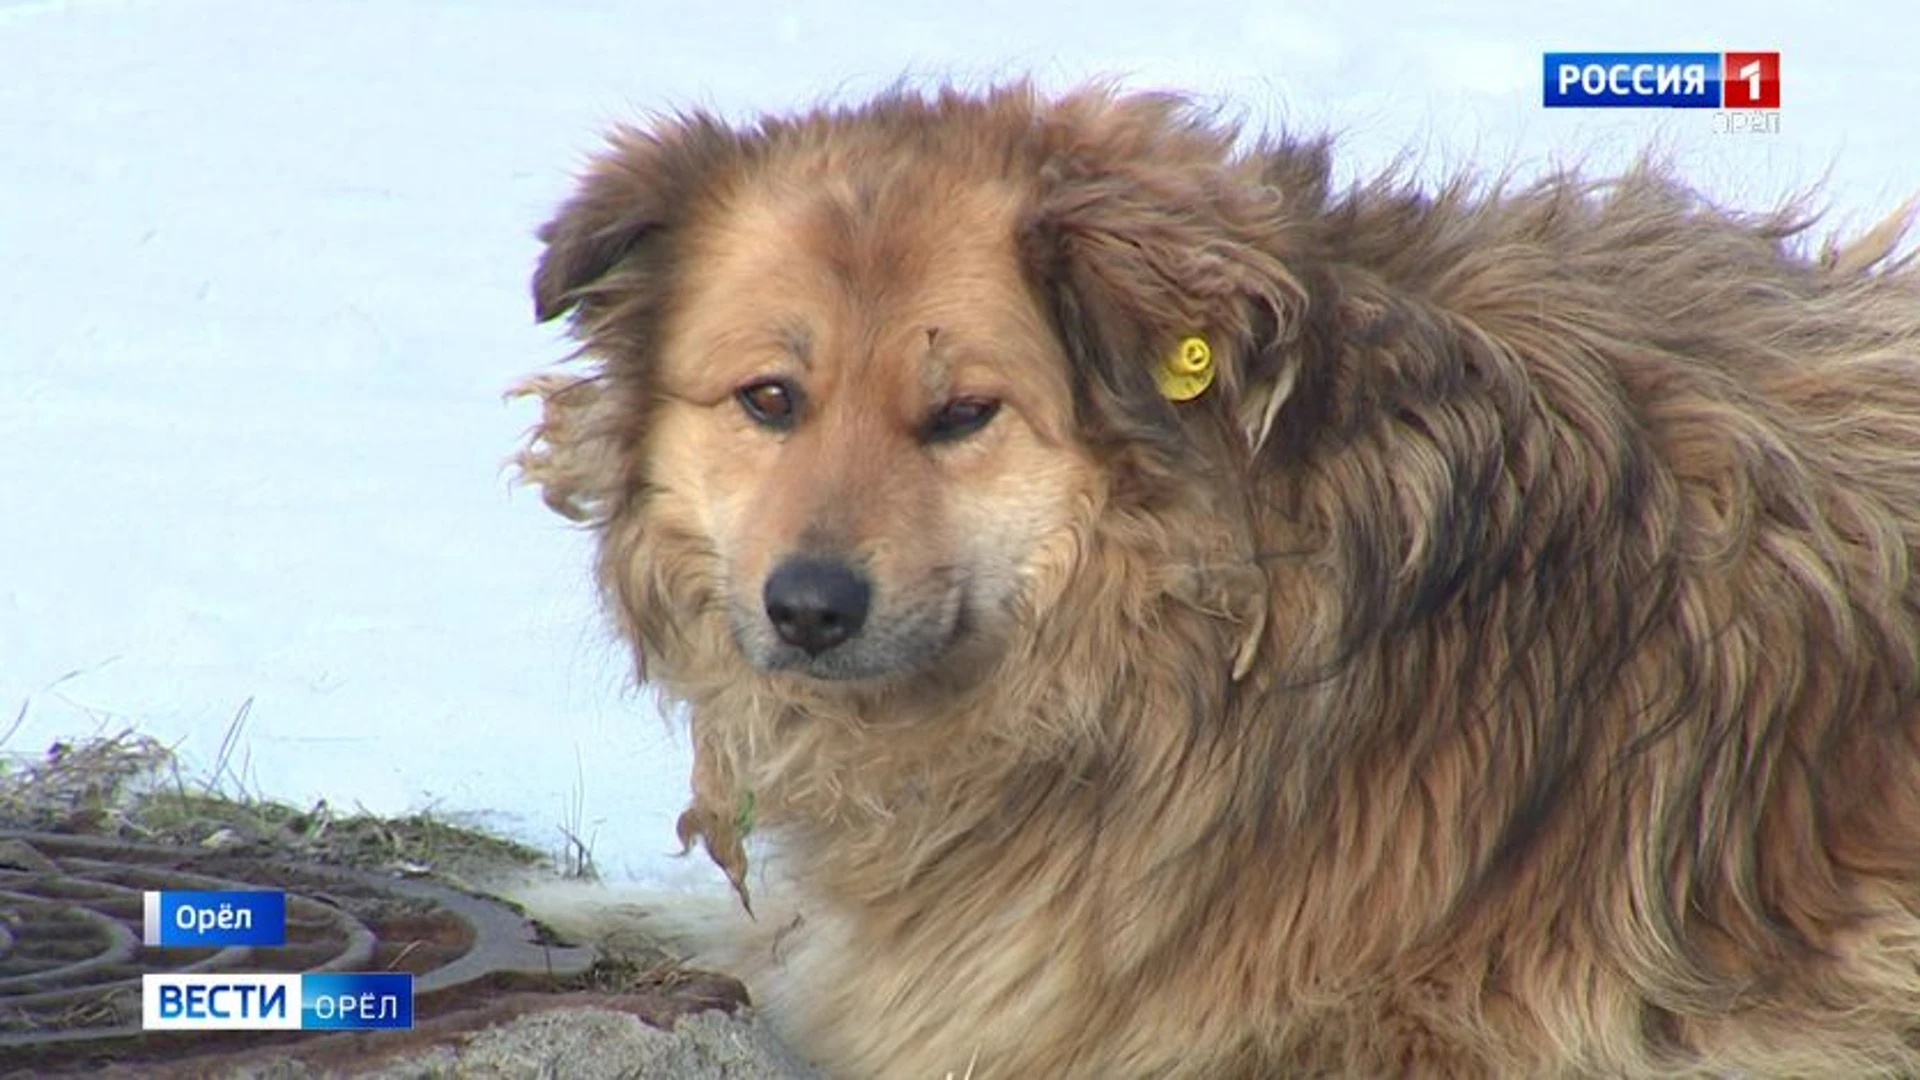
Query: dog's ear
xmin=516 ymin=118 xmax=745 ymax=530
xmin=532 ymin=116 xmax=744 ymax=327
xmin=1019 ymin=91 xmax=1308 ymax=474
xmin=534 ymin=128 xmax=668 ymax=325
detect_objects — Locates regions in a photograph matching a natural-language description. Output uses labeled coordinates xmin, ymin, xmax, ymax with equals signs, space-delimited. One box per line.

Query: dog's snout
xmin=764 ymin=557 xmax=872 ymax=655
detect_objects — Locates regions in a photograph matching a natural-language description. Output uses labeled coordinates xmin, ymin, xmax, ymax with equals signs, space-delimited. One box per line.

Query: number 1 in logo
xmin=1723 ymin=52 xmax=1781 ymax=109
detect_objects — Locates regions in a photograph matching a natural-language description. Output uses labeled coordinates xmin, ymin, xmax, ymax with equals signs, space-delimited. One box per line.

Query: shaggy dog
xmin=512 ymin=82 xmax=1920 ymax=1077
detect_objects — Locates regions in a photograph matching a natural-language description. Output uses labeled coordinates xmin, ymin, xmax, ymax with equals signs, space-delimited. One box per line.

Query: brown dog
xmin=514 ymin=82 xmax=1920 ymax=1077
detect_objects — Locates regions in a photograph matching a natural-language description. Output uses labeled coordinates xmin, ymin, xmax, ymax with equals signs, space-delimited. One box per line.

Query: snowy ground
xmin=2 ymin=0 xmax=1911 ymax=884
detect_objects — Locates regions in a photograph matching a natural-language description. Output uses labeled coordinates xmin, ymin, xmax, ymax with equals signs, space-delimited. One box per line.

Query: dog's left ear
xmin=1019 ymin=91 xmax=1307 ymax=471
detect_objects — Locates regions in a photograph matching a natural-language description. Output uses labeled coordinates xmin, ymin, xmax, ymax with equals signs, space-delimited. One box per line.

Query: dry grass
xmin=0 ymin=703 xmax=559 ymax=885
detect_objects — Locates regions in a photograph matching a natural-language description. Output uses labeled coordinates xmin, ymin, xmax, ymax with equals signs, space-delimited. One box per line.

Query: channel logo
xmin=142 ymin=972 xmax=414 ymax=1031
xmin=140 ymin=888 xmax=414 ymax=1032
xmin=1544 ymin=52 xmax=1780 ymax=109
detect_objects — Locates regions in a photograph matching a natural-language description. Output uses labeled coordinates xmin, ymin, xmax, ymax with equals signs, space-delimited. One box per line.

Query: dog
xmin=511 ymin=82 xmax=1920 ymax=1077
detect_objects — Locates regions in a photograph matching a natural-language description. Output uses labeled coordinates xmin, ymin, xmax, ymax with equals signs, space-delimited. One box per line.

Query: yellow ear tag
xmin=1157 ymin=336 xmax=1215 ymax=402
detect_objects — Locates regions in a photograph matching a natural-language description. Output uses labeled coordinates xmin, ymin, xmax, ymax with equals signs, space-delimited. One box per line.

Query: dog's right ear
xmin=515 ymin=118 xmax=740 ymax=527
xmin=532 ymin=117 xmax=740 ymax=326
xmin=534 ymin=128 xmax=668 ymax=324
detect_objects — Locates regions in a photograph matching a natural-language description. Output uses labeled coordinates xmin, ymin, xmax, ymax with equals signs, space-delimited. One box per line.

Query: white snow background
xmin=2 ymin=0 xmax=1913 ymax=885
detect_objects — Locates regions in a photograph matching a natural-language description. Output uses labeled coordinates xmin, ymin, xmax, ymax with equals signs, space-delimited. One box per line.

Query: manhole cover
xmin=0 ymin=829 xmax=604 ymax=1075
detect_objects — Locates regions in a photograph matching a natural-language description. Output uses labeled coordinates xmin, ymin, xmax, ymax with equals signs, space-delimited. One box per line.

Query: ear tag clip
xmin=1157 ymin=336 xmax=1215 ymax=402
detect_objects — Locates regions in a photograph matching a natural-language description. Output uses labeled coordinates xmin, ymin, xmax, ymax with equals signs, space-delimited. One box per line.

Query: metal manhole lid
xmin=0 ymin=828 xmax=602 ymax=1074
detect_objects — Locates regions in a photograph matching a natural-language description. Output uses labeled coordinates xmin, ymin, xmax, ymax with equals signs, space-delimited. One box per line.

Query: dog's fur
xmin=512 ymin=83 xmax=1920 ymax=1077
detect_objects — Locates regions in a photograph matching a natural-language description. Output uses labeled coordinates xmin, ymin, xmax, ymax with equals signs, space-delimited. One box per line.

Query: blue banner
xmin=301 ymin=972 xmax=415 ymax=1030
xmin=1543 ymin=52 xmax=1722 ymax=108
xmin=143 ymin=972 xmax=415 ymax=1030
xmin=143 ymin=889 xmax=287 ymax=948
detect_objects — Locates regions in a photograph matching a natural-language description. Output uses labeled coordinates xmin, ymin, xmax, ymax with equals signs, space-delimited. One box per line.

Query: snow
xmin=3 ymin=0 xmax=1911 ymax=883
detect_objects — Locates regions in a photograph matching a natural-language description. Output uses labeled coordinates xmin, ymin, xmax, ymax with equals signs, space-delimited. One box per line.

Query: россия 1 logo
xmin=1543 ymin=52 xmax=1780 ymax=109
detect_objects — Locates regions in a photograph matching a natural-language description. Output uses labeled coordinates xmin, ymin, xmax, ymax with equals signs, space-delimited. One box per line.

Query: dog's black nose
xmin=763 ymin=557 xmax=872 ymax=656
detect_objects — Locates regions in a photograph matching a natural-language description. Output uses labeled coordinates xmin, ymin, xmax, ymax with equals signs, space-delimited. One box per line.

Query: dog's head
xmin=519 ymin=83 xmax=1303 ymax=692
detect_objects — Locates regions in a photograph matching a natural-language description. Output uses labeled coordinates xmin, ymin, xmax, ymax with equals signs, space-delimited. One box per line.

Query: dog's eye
xmin=922 ymin=398 xmax=1000 ymax=444
xmin=737 ymin=380 xmax=800 ymax=430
